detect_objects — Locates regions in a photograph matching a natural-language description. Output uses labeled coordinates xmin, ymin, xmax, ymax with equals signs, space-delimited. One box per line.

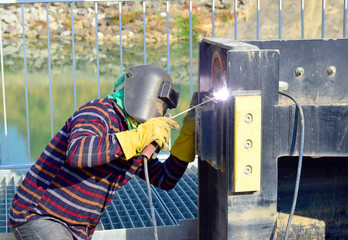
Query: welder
xmin=8 ymin=64 xmax=196 ymax=240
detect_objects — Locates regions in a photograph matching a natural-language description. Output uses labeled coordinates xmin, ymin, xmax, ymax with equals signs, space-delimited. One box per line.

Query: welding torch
xmin=171 ymin=96 xmax=216 ymax=119
xmin=170 ymin=87 xmax=229 ymax=119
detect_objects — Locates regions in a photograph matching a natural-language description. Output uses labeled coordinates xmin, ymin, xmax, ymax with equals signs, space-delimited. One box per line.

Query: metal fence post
xmin=0 ymin=14 xmax=8 ymax=164
xmin=70 ymin=3 xmax=77 ymax=110
xmin=46 ymin=3 xmax=54 ymax=138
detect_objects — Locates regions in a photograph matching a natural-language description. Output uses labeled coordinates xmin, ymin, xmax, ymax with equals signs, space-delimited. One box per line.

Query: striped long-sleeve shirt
xmin=8 ymin=98 xmax=188 ymax=240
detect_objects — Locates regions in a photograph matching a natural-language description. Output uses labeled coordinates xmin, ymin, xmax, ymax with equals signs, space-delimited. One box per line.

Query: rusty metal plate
xmin=233 ymin=95 xmax=262 ymax=192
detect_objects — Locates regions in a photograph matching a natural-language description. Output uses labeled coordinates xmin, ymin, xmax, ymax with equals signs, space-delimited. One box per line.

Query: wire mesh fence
xmin=0 ymin=0 xmax=347 ymax=167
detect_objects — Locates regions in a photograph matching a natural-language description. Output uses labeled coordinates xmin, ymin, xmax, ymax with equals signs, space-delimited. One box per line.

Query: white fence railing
xmin=0 ymin=0 xmax=347 ymax=168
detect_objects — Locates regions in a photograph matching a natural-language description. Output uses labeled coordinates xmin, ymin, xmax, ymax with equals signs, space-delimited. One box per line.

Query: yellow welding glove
xmin=170 ymin=93 xmax=198 ymax=163
xmin=115 ymin=117 xmax=179 ymax=160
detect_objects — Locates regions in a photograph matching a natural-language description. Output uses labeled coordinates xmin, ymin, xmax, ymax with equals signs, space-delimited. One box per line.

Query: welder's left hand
xmin=170 ymin=92 xmax=198 ymax=162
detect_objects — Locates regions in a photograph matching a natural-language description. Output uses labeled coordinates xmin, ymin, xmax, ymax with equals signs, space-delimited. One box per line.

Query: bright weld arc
xmin=213 ymin=87 xmax=230 ymax=101
xmin=171 ymin=87 xmax=230 ymax=119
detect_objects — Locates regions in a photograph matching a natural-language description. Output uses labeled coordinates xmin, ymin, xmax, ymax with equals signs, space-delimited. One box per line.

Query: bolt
xmin=295 ymin=67 xmax=304 ymax=77
xmin=244 ymin=165 xmax=252 ymax=175
xmin=245 ymin=113 xmax=253 ymax=123
xmin=327 ymin=66 xmax=336 ymax=76
xmin=245 ymin=140 xmax=252 ymax=149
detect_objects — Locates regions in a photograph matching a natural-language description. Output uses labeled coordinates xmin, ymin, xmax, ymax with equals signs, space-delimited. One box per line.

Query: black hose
xmin=279 ymin=91 xmax=305 ymax=240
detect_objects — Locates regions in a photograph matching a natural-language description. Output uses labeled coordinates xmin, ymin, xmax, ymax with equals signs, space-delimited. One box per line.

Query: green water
xmin=0 ymin=39 xmax=199 ymax=164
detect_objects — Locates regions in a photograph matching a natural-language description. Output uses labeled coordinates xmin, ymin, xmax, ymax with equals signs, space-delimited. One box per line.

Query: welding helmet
xmin=116 ymin=65 xmax=180 ymax=123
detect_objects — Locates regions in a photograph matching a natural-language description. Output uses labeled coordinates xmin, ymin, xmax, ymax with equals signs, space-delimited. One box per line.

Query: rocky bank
xmin=1 ymin=0 xmax=345 ymax=44
xmin=0 ymin=0 xmax=255 ymax=43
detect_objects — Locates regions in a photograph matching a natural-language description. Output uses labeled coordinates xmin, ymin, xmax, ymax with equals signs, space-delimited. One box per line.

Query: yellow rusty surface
xmin=227 ymin=204 xmax=276 ymax=222
xmin=227 ymin=204 xmax=277 ymax=239
xmin=277 ymin=213 xmax=326 ymax=239
xmin=233 ymin=95 xmax=261 ymax=192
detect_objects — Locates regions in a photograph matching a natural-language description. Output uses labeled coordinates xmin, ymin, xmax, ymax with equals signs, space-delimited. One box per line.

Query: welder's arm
xmin=136 ymin=155 xmax=188 ymax=190
xmin=170 ymin=93 xmax=197 ymax=163
xmin=66 ymin=103 xmax=123 ymax=168
xmin=115 ymin=117 xmax=179 ymax=160
xmin=66 ymin=102 xmax=179 ymax=167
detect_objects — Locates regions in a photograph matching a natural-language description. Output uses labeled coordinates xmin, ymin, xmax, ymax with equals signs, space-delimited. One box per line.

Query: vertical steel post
xmin=234 ymin=0 xmax=237 ymax=40
xmin=22 ymin=4 xmax=31 ymax=162
xmin=344 ymin=0 xmax=347 ymax=38
xmin=0 ymin=11 xmax=8 ymax=164
xmin=189 ymin=0 xmax=193 ymax=97
xmin=257 ymin=0 xmax=260 ymax=40
xmin=198 ymin=38 xmax=279 ymax=240
xmin=166 ymin=0 xmax=170 ymax=73
xmin=70 ymin=3 xmax=77 ymax=110
xmin=322 ymin=0 xmax=325 ymax=38
xmin=212 ymin=0 xmax=215 ymax=37
xmin=46 ymin=3 xmax=54 ymax=138
xmin=95 ymin=2 xmax=100 ymax=98
xmin=143 ymin=1 xmax=146 ymax=64
xmin=301 ymin=0 xmax=305 ymax=39
xmin=279 ymin=0 xmax=282 ymax=39
xmin=166 ymin=0 xmax=171 ymax=148
xmin=119 ymin=2 xmax=123 ymax=73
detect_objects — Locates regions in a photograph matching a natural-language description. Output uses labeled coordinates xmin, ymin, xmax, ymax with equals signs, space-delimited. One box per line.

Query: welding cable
xmin=143 ymin=156 xmax=159 ymax=240
xmin=279 ymin=91 xmax=305 ymax=240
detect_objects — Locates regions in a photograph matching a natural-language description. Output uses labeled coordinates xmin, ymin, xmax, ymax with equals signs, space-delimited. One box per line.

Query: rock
xmin=3 ymin=45 xmax=19 ymax=55
xmin=105 ymin=26 xmax=117 ymax=36
xmin=49 ymin=21 xmax=61 ymax=31
xmin=73 ymin=21 xmax=84 ymax=30
xmin=5 ymin=25 xmax=20 ymax=35
xmin=38 ymin=27 xmax=48 ymax=37
xmin=74 ymin=28 xmax=89 ymax=39
xmin=27 ymin=18 xmax=36 ymax=25
xmin=123 ymin=30 xmax=135 ymax=38
xmin=104 ymin=33 xmax=113 ymax=40
xmin=77 ymin=8 xmax=88 ymax=16
xmin=60 ymin=30 xmax=71 ymax=37
xmin=26 ymin=30 xmax=38 ymax=38
xmin=3 ymin=13 xmax=18 ymax=24
xmin=98 ymin=32 xmax=104 ymax=39
xmin=52 ymin=27 xmax=65 ymax=36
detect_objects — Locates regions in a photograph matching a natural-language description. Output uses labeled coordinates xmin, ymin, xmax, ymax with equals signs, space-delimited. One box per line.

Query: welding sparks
xmin=171 ymin=97 xmax=215 ymax=119
xmin=213 ymin=87 xmax=230 ymax=101
xmin=170 ymin=88 xmax=230 ymax=119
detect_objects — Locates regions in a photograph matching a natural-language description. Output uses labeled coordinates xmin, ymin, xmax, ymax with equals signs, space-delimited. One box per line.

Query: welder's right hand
xmin=115 ymin=117 xmax=179 ymax=160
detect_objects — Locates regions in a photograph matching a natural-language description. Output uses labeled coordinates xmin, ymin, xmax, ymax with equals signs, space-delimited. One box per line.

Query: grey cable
xmin=279 ymin=91 xmax=305 ymax=240
xmin=143 ymin=156 xmax=158 ymax=240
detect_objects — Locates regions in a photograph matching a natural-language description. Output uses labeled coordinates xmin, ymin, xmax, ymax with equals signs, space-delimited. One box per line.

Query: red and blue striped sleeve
xmin=66 ymin=100 xmax=124 ymax=168
xmin=136 ymin=155 xmax=189 ymax=190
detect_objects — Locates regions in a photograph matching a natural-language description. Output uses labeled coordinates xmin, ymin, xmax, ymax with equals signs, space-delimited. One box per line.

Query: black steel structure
xmin=196 ymin=38 xmax=348 ymax=239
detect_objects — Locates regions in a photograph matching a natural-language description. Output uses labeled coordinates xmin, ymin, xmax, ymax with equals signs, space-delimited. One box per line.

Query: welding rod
xmin=171 ymin=97 xmax=216 ymax=119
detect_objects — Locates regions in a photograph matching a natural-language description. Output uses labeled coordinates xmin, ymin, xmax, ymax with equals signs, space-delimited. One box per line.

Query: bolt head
xmin=245 ymin=114 xmax=253 ymax=123
xmin=244 ymin=140 xmax=252 ymax=149
xmin=244 ymin=166 xmax=252 ymax=175
xmin=295 ymin=67 xmax=304 ymax=77
xmin=327 ymin=66 xmax=336 ymax=76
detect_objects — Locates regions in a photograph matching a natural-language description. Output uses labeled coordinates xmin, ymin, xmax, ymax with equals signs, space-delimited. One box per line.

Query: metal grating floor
xmin=0 ymin=166 xmax=198 ymax=233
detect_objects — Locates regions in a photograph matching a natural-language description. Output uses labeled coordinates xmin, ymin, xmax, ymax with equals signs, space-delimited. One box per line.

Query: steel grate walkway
xmin=0 ymin=166 xmax=198 ymax=233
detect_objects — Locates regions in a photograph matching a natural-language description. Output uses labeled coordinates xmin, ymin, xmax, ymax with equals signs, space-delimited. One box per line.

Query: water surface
xmin=0 ymin=39 xmax=199 ymax=164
